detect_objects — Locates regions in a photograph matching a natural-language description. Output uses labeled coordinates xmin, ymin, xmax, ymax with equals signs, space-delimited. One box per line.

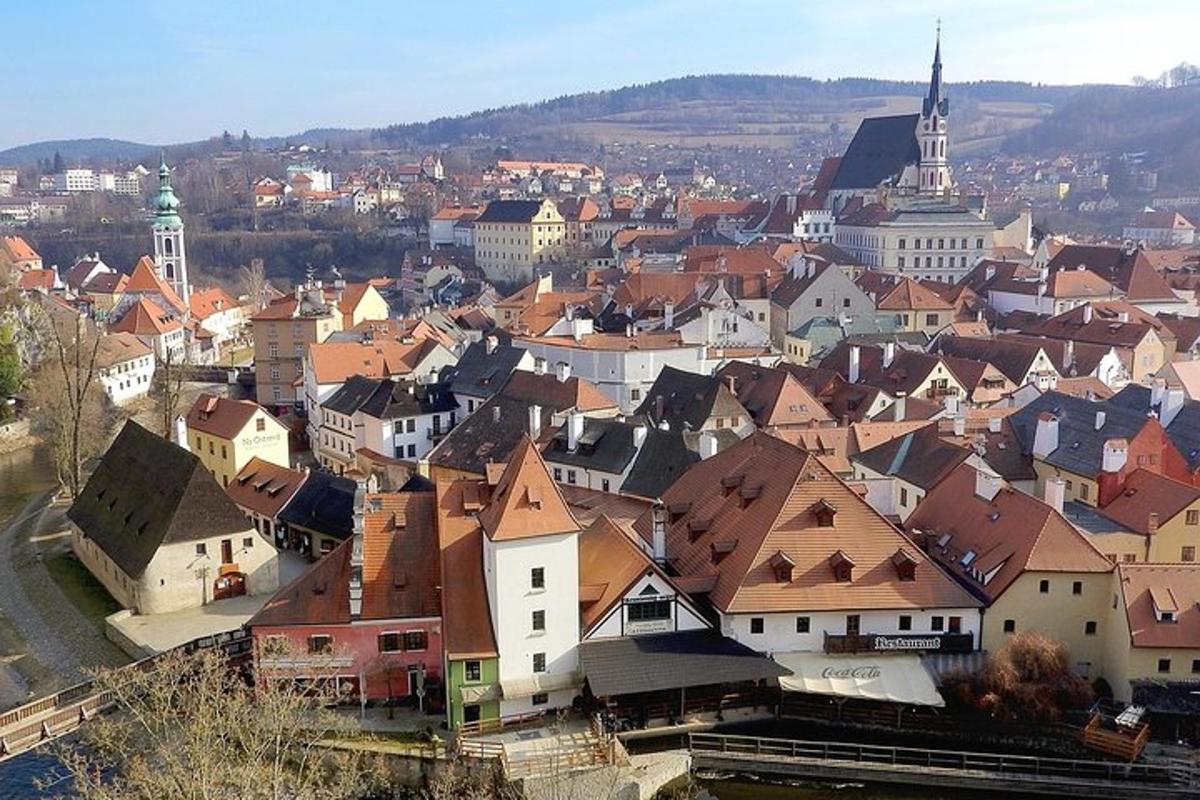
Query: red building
xmin=248 ymin=486 xmax=443 ymax=704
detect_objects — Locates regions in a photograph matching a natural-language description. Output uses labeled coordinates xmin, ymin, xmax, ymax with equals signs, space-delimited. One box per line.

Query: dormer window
xmin=891 ymin=548 xmax=917 ymax=581
xmin=721 ymin=474 xmax=744 ymax=497
xmin=769 ymin=551 xmax=795 ymax=583
xmin=738 ymin=484 xmax=761 ymax=509
xmin=687 ymin=518 xmax=711 ymax=542
xmin=813 ymin=499 xmax=837 ymax=528
xmin=1151 ymin=586 xmax=1179 ymax=623
xmin=525 ymin=485 xmax=543 ymax=510
xmin=829 ymin=550 xmax=855 ymax=582
xmin=711 ymin=539 xmax=736 ymax=565
xmin=668 ymin=501 xmax=691 ymax=523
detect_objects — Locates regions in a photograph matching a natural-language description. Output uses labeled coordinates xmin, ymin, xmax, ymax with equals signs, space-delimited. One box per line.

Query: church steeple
xmin=151 ymin=153 xmax=190 ymax=305
xmin=923 ymin=22 xmax=948 ymax=119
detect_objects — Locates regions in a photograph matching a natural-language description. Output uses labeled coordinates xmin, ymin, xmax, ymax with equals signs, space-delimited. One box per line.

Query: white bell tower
xmin=152 ymin=154 xmax=190 ymax=304
xmin=918 ymin=23 xmax=951 ymax=197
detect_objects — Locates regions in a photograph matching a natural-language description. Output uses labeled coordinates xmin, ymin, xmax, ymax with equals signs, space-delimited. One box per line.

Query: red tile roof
xmin=226 ymin=457 xmax=307 ymax=519
xmin=1118 ymin=563 xmax=1200 ymax=649
xmin=477 ymin=436 xmax=581 ymax=543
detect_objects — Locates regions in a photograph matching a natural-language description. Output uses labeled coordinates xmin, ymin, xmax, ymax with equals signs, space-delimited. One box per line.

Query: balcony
xmin=823 ymin=632 xmax=974 ymax=655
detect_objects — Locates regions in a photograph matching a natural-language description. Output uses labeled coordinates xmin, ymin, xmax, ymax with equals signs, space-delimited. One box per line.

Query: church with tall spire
xmin=151 ymin=155 xmax=190 ymax=305
xmin=918 ymin=24 xmax=951 ymax=197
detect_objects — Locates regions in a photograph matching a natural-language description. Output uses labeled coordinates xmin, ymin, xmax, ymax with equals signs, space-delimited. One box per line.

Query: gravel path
xmin=0 ymin=490 xmax=129 ymax=690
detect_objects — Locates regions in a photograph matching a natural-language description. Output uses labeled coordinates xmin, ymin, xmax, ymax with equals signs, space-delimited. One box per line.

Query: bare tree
xmin=25 ymin=302 xmax=107 ymax=497
xmin=47 ymin=646 xmax=391 ymax=800
xmin=239 ymin=258 xmax=269 ymax=311
xmin=152 ymin=341 xmax=190 ymax=440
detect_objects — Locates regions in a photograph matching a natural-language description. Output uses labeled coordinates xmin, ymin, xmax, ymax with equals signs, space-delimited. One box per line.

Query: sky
xmin=3 ymin=0 xmax=1197 ymax=151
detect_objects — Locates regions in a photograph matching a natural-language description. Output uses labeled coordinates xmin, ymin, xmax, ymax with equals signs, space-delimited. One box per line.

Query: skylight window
xmin=960 ymin=550 xmax=976 ymax=567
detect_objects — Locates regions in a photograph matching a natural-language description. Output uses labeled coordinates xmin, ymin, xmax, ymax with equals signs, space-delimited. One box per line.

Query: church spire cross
xmin=923 ymin=22 xmax=948 ymax=119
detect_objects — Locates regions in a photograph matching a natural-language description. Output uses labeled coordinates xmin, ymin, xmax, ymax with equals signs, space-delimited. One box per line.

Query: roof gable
xmin=477 ymin=437 xmax=581 ymax=542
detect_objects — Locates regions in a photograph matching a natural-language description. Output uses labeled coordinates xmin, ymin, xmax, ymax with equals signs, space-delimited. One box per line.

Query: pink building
xmin=248 ymin=488 xmax=443 ymax=704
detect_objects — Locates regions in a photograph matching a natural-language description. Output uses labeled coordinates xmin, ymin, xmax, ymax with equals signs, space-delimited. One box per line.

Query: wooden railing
xmin=0 ymin=627 xmax=253 ymax=760
xmin=690 ymin=733 xmax=1200 ymax=789
xmin=1081 ymin=714 xmax=1151 ymax=761
xmin=456 ymin=709 xmax=548 ymax=739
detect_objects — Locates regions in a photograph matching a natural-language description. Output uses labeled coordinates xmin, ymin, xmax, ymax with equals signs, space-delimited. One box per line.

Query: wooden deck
xmin=689 ymin=733 xmax=1200 ymax=798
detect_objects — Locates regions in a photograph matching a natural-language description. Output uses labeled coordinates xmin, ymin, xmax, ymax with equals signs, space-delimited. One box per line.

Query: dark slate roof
xmin=427 ymin=394 xmax=554 ymax=475
xmin=634 ymin=365 xmax=745 ymax=433
xmin=619 ymin=427 xmax=700 ymax=500
xmin=1110 ymin=384 xmax=1200 ymax=469
xmin=67 ymin=421 xmax=252 ymax=578
xmin=323 ymin=374 xmax=382 ymax=416
xmin=852 ymin=424 xmax=971 ymax=490
xmin=830 ymin=114 xmax=921 ymax=191
xmin=276 ymin=471 xmax=356 ymax=540
xmin=542 ymin=418 xmax=638 ymax=475
xmin=476 ymin=200 xmax=544 ymax=223
xmin=445 ymin=335 xmax=526 ymax=401
xmin=579 ymin=630 xmax=789 ymax=697
xmin=358 ymin=378 xmax=457 ymax=419
xmin=1009 ymin=391 xmax=1151 ymax=477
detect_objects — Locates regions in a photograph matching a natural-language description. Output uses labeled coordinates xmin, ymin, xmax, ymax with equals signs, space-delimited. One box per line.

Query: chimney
xmin=1042 ymin=475 xmax=1065 ymax=514
xmin=1082 ymin=304 xmax=1093 ymax=324
xmin=492 ymin=405 xmax=501 ymax=423
xmin=555 ymin=361 xmax=571 ymax=383
xmin=698 ymin=430 xmax=719 ymax=460
xmin=1032 ymin=412 xmax=1059 ymax=458
xmin=1102 ymin=438 xmax=1128 ymax=473
xmin=975 ymin=468 xmax=1003 ymax=502
xmin=572 ymin=316 xmax=587 ymax=342
xmin=848 ymin=345 xmax=861 ymax=384
xmin=625 ymin=323 xmax=634 ymax=338
xmin=664 ymin=301 xmax=675 ymax=328
xmin=1094 ymin=410 xmax=1106 ymax=431
xmin=348 ymin=479 xmax=366 ymax=620
xmin=567 ymin=411 xmax=585 ymax=451
xmin=988 ymin=417 xmax=1002 ymax=434
xmin=953 ymin=414 xmax=966 ymax=437
xmin=893 ymin=392 xmax=907 ymax=421
xmin=984 ymin=264 xmax=995 ymax=282
xmin=1150 ymin=378 xmax=1166 ymax=409
xmin=485 ymin=335 xmax=498 ymax=355
xmin=528 ymin=404 xmax=542 ymax=439
xmin=883 ymin=340 xmax=896 ymax=369
xmin=1162 ymin=387 xmax=1185 ymax=427
xmin=1063 ymin=339 xmax=1074 ymax=371
xmin=1118 ymin=311 xmax=1129 ymax=323
xmin=651 ymin=504 xmax=668 ymax=564
xmin=533 ymin=357 xmax=546 ymax=376
xmin=654 ymin=394 xmax=665 ymax=423
xmin=726 ymin=375 xmax=737 ymax=395
xmin=1148 ymin=512 xmax=1160 ymax=535
xmin=633 ymin=423 xmax=648 ymax=449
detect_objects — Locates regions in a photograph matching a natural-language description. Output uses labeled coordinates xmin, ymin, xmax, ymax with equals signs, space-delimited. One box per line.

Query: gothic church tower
xmin=918 ymin=26 xmax=951 ymax=197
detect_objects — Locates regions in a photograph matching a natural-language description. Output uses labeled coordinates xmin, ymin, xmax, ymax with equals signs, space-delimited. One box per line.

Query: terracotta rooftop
xmin=477 ymin=436 xmax=581 ymax=543
xmin=634 ymin=431 xmax=980 ymax=615
xmin=186 ymin=393 xmax=276 ymax=440
xmin=1118 ymin=563 xmax=1200 ymax=649
xmin=125 ymin=255 xmax=187 ymax=314
xmin=109 ymin=297 xmax=182 ymax=336
xmin=188 ymin=286 xmax=240 ymax=320
xmin=226 ymin=457 xmax=307 ymax=519
xmin=1100 ymin=468 xmax=1200 ymax=535
xmin=94 ymin=332 xmax=152 ymax=368
xmin=307 ymin=338 xmax=440 ymax=385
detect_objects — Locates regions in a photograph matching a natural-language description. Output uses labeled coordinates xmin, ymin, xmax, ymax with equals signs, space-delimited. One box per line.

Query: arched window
xmin=163 ymin=238 xmax=173 ymax=256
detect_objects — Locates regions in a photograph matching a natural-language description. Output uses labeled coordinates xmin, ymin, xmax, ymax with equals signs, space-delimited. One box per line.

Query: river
xmin=695 ymin=776 xmax=1028 ymax=799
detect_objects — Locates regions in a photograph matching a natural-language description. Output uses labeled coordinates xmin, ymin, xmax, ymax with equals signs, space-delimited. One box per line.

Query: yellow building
xmin=185 ymin=393 xmax=290 ymax=488
xmin=1080 ymin=469 xmax=1200 ymax=564
xmin=251 ymin=283 xmax=343 ymax=407
xmin=1103 ymin=563 xmax=1200 ymax=702
xmin=473 ymin=199 xmax=566 ymax=283
xmin=906 ymin=463 xmax=1117 ymax=678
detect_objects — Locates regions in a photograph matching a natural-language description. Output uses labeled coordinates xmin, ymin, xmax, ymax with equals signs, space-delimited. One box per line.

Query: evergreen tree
xmin=52 ymin=151 xmax=65 ymax=173
xmin=241 ymin=129 xmax=251 ymax=151
xmin=222 ymin=129 xmax=234 ymax=149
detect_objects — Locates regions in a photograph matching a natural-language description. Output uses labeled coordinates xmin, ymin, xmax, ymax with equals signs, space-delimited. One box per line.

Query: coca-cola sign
xmin=820 ymin=665 xmax=881 ymax=680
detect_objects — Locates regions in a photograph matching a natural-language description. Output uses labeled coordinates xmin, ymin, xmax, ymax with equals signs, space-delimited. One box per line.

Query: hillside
xmin=0 ymin=137 xmax=161 ymax=166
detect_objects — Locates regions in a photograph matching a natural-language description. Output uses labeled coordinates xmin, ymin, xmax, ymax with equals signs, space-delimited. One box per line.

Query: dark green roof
xmin=67 ymin=421 xmax=251 ymax=578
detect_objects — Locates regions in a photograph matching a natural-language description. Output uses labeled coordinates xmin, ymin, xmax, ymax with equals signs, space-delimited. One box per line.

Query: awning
xmin=774 ymin=652 xmax=944 ymax=708
xmin=579 ymin=630 xmax=791 ymax=697
xmin=460 ymin=683 xmax=501 ymax=704
xmin=500 ymin=671 xmax=581 ymax=700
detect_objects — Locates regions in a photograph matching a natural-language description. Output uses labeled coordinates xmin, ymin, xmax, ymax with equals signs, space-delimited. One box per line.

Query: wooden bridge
xmin=0 ymin=628 xmax=252 ymax=763
xmin=689 ymin=733 xmax=1200 ymax=799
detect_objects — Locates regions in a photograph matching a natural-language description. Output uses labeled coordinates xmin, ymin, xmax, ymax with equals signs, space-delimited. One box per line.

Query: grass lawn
xmin=43 ymin=551 xmax=121 ymax=629
xmin=215 ymin=345 xmax=254 ymax=367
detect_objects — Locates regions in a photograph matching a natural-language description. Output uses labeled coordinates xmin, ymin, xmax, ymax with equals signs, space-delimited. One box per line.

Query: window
xmin=308 ymin=635 xmax=333 ymax=654
xmin=532 ymin=652 xmax=546 ymax=673
xmin=1039 ymin=579 xmax=1050 ymax=594
xmin=221 ymin=445 xmax=227 ymax=459
xmin=1192 ymin=659 xmax=1200 ymax=674
xmin=601 ymin=479 xmax=610 ymax=493
xmin=1188 ymin=510 xmax=1200 ymax=526
xmin=553 ymin=467 xmax=562 ymax=481
xmin=1080 ymin=483 xmax=1089 ymax=501
xmin=531 ymin=567 xmax=545 ymax=590
xmin=1085 ymin=621 xmax=1097 ymax=636
xmin=567 ymin=470 xmax=576 ymax=485
xmin=243 ymin=537 xmax=254 ymax=549
xmin=195 ymin=543 xmax=207 ymax=556
xmin=843 ymin=297 xmax=851 ymax=308
xmin=531 ymin=692 xmax=549 ymax=706
xmin=1003 ymin=619 xmax=1016 ymax=633
xmin=900 ymin=487 xmax=909 ymax=507
xmin=406 ymin=419 xmax=416 ymax=433
xmin=378 ymin=633 xmax=402 ymax=653
xmin=531 ymin=610 xmax=545 ymax=632
xmin=628 ymin=598 xmax=671 ymax=622
xmin=925 ymin=313 xmax=939 ymax=327
xmin=1158 ymin=658 xmax=1172 ymax=674
xmin=750 ymin=617 xmax=764 ymax=634
xmin=948 ymin=616 xmax=962 ymax=633
xmin=631 ymin=388 xmax=641 ymax=402
xmin=256 ymin=418 xmax=266 ymax=432
xmin=1072 ymin=581 xmax=1082 ymax=595
xmin=898 ymin=615 xmax=912 ymax=631
xmin=846 ymin=614 xmax=860 ymax=635
xmin=406 ymin=444 xmax=416 ymax=458
xmin=1183 ymin=546 xmax=1196 ymax=562
xmin=796 ymin=616 xmax=810 ymax=633
xmin=465 ymin=660 xmax=482 ymax=682
xmin=403 ymin=631 xmax=428 ymax=651
xmin=815 ymin=298 xmax=823 ymax=308
xmin=931 ymin=616 xmax=944 ymax=631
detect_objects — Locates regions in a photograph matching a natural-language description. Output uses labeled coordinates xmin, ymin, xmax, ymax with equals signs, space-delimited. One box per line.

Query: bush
xmin=941 ymin=631 xmax=1093 ymax=722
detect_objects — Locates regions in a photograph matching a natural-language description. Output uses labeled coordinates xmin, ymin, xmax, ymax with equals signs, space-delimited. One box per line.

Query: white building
xmin=95 ymin=332 xmax=156 ymax=405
